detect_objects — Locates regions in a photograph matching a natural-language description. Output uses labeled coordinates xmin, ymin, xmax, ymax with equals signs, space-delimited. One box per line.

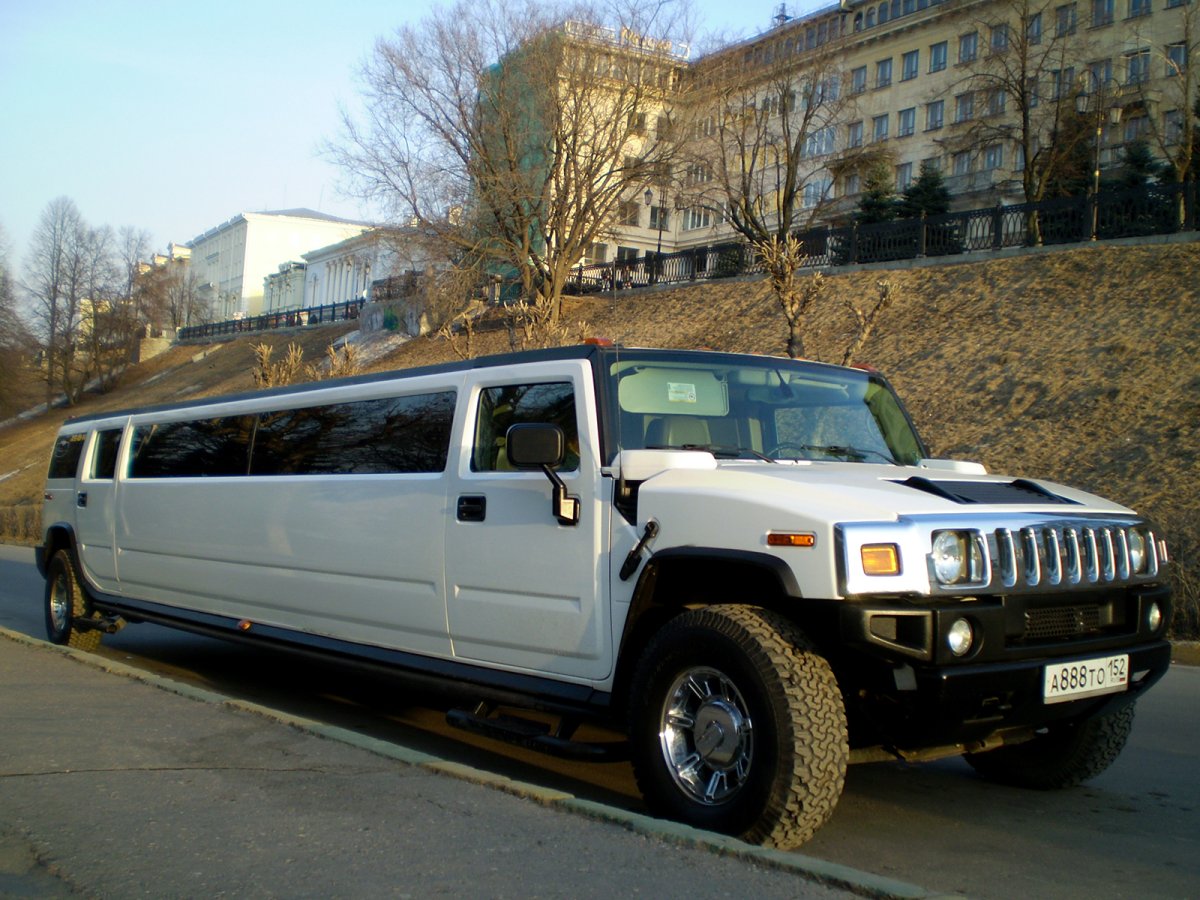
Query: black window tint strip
xmin=250 ymin=391 xmax=455 ymax=475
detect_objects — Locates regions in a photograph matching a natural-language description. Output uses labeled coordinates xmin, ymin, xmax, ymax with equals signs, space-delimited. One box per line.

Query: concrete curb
xmin=2 ymin=626 xmax=961 ymax=900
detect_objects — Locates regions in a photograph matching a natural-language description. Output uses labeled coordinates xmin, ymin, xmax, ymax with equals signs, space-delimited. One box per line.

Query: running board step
xmin=445 ymin=707 xmax=628 ymax=762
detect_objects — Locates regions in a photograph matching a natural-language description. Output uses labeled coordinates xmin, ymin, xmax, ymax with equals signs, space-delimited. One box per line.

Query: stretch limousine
xmin=40 ymin=344 xmax=1172 ymax=847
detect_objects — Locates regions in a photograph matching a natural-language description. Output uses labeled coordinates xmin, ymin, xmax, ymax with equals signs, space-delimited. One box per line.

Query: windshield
xmin=604 ymin=351 xmax=926 ymax=466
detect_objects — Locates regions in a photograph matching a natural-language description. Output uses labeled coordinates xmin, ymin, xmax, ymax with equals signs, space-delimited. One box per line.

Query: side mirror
xmin=506 ymin=423 xmax=565 ymax=468
xmin=505 ymin=424 xmax=578 ymax=526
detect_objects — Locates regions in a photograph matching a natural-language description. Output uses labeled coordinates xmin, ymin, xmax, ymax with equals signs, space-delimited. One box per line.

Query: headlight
xmin=1127 ymin=529 xmax=1148 ymax=575
xmin=931 ymin=530 xmax=985 ymax=586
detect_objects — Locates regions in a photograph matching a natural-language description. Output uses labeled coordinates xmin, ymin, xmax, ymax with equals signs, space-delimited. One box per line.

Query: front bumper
xmin=831 ymin=583 xmax=1172 ymax=748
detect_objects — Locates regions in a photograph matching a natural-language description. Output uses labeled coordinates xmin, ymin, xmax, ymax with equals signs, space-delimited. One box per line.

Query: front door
xmin=75 ymin=427 xmax=124 ymax=593
xmin=444 ymin=364 xmax=610 ymax=681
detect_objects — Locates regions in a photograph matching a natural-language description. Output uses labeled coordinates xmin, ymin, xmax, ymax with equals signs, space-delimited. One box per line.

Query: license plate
xmin=1043 ymin=654 xmax=1129 ymax=704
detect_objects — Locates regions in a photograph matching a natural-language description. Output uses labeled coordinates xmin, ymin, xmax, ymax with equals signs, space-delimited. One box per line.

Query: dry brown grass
xmin=1 ymin=242 xmax=1196 ymax=632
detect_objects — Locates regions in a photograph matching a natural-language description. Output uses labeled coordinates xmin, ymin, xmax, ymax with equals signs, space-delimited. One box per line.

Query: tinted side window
xmin=250 ymin=392 xmax=455 ymax=475
xmin=129 ymin=417 xmax=255 ymax=478
xmin=48 ymin=433 xmax=86 ymax=480
xmin=89 ymin=429 xmax=123 ymax=480
xmin=472 ymin=383 xmax=578 ymax=472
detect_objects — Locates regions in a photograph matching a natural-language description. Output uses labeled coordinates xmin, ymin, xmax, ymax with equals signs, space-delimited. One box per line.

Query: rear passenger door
xmin=444 ymin=363 xmax=610 ymax=681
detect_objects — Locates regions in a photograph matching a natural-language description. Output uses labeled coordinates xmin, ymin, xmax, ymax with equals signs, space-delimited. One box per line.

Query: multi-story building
xmin=600 ymin=0 xmax=1194 ymax=258
xmin=187 ymin=209 xmax=371 ymax=320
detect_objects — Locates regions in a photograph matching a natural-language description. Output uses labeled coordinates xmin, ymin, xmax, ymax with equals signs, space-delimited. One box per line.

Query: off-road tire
xmin=628 ymin=604 xmax=847 ymax=848
xmin=965 ymin=704 xmax=1135 ymax=789
xmin=44 ymin=549 xmax=101 ymax=652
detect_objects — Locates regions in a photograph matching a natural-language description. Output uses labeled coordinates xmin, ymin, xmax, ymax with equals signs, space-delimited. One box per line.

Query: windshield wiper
xmin=649 ymin=443 xmax=777 ymax=463
xmin=792 ymin=444 xmax=899 ymax=465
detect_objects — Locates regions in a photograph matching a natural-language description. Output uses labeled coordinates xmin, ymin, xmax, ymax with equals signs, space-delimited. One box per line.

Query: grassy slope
xmin=1 ymin=242 xmax=1196 ymax=630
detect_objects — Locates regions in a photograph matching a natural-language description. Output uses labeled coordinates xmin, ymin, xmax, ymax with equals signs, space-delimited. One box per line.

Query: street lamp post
xmin=644 ymin=187 xmax=665 ymax=283
xmin=1087 ymin=81 xmax=1124 ymax=240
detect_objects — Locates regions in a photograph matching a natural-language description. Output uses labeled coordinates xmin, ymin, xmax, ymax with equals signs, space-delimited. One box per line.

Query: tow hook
xmin=75 ymin=614 xmax=127 ymax=635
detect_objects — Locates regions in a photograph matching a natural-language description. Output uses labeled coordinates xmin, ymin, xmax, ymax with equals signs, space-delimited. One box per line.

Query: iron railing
xmin=181 ymin=182 xmax=1196 ymax=339
xmin=178 ymin=298 xmax=365 ymax=342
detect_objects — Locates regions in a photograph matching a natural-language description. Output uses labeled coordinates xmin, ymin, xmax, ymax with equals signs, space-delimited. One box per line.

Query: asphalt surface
xmin=0 ymin=627 xmax=952 ymax=900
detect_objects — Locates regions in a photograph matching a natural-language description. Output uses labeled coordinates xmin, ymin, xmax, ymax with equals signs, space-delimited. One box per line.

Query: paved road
xmin=4 ymin=545 xmax=1198 ymax=898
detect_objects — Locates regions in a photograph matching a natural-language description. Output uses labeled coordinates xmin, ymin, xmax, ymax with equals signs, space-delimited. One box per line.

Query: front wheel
xmin=628 ymin=605 xmax=847 ymax=848
xmin=44 ymin=549 xmax=101 ymax=652
xmin=965 ymin=704 xmax=1135 ymax=789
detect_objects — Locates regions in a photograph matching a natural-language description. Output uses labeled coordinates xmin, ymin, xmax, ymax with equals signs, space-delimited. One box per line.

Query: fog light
xmin=1147 ymin=602 xmax=1163 ymax=633
xmin=947 ymin=618 xmax=974 ymax=657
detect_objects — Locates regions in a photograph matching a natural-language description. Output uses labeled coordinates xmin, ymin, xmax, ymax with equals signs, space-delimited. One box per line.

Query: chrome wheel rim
xmin=48 ymin=575 xmax=69 ymax=635
xmin=659 ymin=666 xmax=753 ymax=805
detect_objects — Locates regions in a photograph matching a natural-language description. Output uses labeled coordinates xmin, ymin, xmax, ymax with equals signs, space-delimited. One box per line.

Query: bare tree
xmin=1135 ymin=2 xmax=1199 ymax=192
xmin=679 ymin=22 xmax=864 ymax=357
xmin=952 ymin=0 xmax=1098 ymax=210
xmin=0 ymin=225 xmax=37 ymax=418
xmin=24 ymin=198 xmax=87 ymax=403
xmin=332 ymin=0 xmax=689 ymax=344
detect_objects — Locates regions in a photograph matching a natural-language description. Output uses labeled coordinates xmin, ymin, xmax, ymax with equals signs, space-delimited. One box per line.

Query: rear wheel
xmin=628 ymin=604 xmax=847 ymax=848
xmin=966 ymin=704 xmax=1135 ymax=789
xmin=44 ymin=549 xmax=101 ymax=652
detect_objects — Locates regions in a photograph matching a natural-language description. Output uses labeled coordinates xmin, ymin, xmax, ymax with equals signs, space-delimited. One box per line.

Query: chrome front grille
xmin=992 ymin=522 xmax=1157 ymax=592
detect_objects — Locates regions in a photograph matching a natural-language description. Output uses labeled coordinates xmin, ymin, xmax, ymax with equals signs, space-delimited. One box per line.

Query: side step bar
xmin=446 ymin=703 xmax=628 ymax=762
xmin=75 ymin=614 xmax=127 ymax=635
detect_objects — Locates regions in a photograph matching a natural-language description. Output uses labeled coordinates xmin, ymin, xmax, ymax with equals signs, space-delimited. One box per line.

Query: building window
xmin=987 ymin=89 xmax=1006 ymax=116
xmin=803 ymin=126 xmax=837 ymax=157
xmin=925 ymin=99 xmax=944 ymax=130
xmin=1123 ymin=114 xmax=1149 ymax=142
xmin=895 ymin=162 xmax=914 ymax=190
xmin=1165 ymin=109 xmax=1184 ymax=144
xmin=1051 ymin=67 xmax=1076 ymax=99
xmin=618 ymin=201 xmax=640 ymax=226
xmin=955 ymin=92 xmax=975 ymax=123
xmin=1056 ymin=3 xmax=1077 ymax=36
xmin=1014 ymin=144 xmax=1027 ymax=171
xmin=848 ymin=120 xmax=864 ymax=148
xmin=952 ymin=150 xmax=973 ymax=175
xmin=1128 ymin=0 xmax=1150 ymax=16
xmin=583 ymin=243 xmax=608 ymax=265
xmin=902 ymin=50 xmax=919 ymax=80
xmin=873 ymin=113 xmax=890 ymax=141
xmin=930 ymin=41 xmax=947 ymax=72
xmin=898 ymin=107 xmax=916 ymax=136
xmin=959 ymin=31 xmax=978 ymax=63
xmin=845 ymin=172 xmax=862 ymax=195
xmin=629 ymin=112 xmax=647 ymax=135
xmin=684 ymin=208 xmax=712 ymax=230
xmin=649 ymin=206 xmax=669 ymax=231
xmin=1091 ymin=0 xmax=1114 ymax=26
xmin=1167 ymin=42 xmax=1188 ymax=77
xmin=852 ymin=65 xmax=868 ymax=93
xmin=876 ymin=58 xmax=893 ymax=88
xmin=1028 ymin=12 xmax=1043 ymax=44
xmin=991 ymin=24 xmax=1009 ymax=51
xmin=802 ymin=178 xmax=832 ymax=209
xmin=1167 ymin=0 xmax=1185 ymax=7
xmin=1125 ymin=48 xmax=1150 ymax=84
xmin=1087 ymin=59 xmax=1113 ymax=92
xmin=983 ymin=144 xmax=1004 ymax=170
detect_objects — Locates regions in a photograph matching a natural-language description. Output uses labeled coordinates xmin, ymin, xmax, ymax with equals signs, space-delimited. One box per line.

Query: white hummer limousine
xmin=40 ymin=344 xmax=1172 ymax=847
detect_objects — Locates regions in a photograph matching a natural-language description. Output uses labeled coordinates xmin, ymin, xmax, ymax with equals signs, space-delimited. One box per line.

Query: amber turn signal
xmin=861 ymin=543 xmax=901 ymax=576
xmin=767 ymin=532 xmax=816 ymax=548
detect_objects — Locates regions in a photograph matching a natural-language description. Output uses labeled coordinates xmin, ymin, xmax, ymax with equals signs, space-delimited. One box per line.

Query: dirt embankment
xmin=1 ymin=241 xmax=1197 ymax=631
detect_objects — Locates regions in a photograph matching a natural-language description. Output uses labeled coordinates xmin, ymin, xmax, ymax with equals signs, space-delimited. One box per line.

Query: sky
xmin=0 ymin=0 xmax=820 ymax=271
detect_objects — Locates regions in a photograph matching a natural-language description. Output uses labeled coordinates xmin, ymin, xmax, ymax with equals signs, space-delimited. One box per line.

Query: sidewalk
xmin=0 ymin=629 xmax=948 ymax=899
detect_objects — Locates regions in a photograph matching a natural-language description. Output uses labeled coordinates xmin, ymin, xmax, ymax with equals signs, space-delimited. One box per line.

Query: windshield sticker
xmin=667 ymin=382 xmax=698 ymax=404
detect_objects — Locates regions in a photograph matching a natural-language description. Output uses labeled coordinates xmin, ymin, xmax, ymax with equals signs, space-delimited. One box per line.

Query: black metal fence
xmin=565 ymin=181 xmax=1197 ymax=293
xmin=180 ymin=182 xmax=1195 ymax=340
xmin=178 ymin=298 xmax=365 ymax=342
